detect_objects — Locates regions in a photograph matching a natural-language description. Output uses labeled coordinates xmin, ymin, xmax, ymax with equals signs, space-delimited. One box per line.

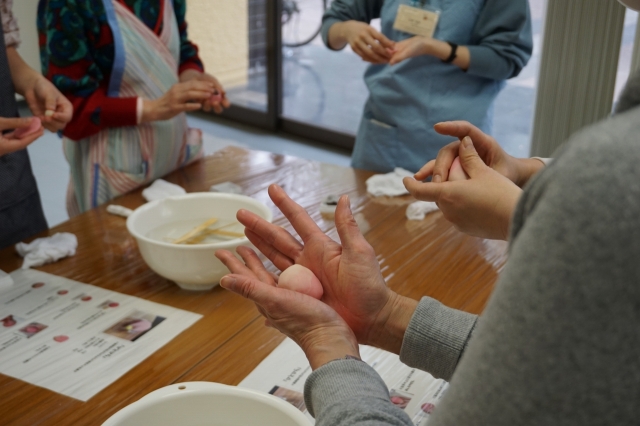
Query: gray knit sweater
xmin=303 ymin=71 xmax=640 ymax=425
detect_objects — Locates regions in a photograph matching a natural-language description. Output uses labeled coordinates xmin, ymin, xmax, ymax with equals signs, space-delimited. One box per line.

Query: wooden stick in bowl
xmin=173 ymin=218 xmax=218 ymax=244
xmin=184 ymin=222 xmax=245 ymax=244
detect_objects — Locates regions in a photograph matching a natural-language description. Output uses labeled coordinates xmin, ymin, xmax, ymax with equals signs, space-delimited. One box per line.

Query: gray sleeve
xmin=427 ymin=108 xmax=640 ymax=426
xmin=304 ymin=359 xmax=413 ymax=426
xmin=321 ymin=0 xmax=385 ymax=50
xmin=466 ymin=0 xmax=533 ymax=80
xmin=399 ymin=297 xmax=478 ymax=381
xmin=302 ymin=296 xmax=477 ymax=425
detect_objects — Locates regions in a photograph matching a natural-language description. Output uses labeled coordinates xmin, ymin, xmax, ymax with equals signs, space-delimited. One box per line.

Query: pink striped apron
xmin=63 ymin=0 xmax=203 ymax=216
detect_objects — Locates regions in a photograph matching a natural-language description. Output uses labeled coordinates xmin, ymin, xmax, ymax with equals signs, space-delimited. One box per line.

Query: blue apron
xmin=351 ymin=0 xmax=503 ymax=173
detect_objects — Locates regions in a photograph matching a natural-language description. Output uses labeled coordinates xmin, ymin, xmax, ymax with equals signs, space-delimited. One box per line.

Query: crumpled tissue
xmin=142 ymin=179 xmax=186 ymax=202
xmin=366 ymin=168 xmax=414 ymax=197
xmin=210 ymin=181 xmax=244 ymax=195
xmin=16 ymin=233 xmax=78 ymax=269
xmin=406 ymin=201 xmax=439 ymax=221
xmin=107 ymin=205 xmax=133 ymax=218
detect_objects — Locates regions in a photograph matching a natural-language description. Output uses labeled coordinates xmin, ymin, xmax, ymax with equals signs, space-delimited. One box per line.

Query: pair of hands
xmin=0 ymin=74 xmax=73 ymax=157
xmin=23 ymin=75 xmax=73 ymax=132
xmin=215 ymin=123 xmax=544 ymax=369
xmin=403 ymin=121 xmax=545 ymax=240
xmin=141 ymin=70 xmax=231 ymax=123
xmin=216 ymin=185 xmax=417 ymax=369
xmin=334 ymin=21 xmax=449 ymax=65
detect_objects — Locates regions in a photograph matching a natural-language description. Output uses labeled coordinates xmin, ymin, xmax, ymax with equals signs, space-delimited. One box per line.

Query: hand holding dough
xmin=278 ymin=264 xmax=324 ymax=299
xmin=12 ymin=117 xmax=42 ymax=139
xmin=448 ymin=157 xmax=470 ymax=181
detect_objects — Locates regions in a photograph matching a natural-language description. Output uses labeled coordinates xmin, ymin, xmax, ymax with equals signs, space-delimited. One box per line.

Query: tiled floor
xmin=26 ymin=111 xmax=350 ymax=229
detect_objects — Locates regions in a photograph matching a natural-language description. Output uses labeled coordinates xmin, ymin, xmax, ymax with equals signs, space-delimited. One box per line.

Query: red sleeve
xmin=63 ymin=82 xmax=138 ymax=142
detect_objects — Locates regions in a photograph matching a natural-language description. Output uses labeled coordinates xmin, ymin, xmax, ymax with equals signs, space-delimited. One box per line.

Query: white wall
xmin=186 ymin=0 xmax=249 ymax=88
xmin=12 ymin=0 xmax=40 ymax=72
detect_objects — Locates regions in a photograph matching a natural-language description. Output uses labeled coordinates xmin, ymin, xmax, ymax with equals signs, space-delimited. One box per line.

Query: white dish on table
xmin=126 ymin=193 xmax=272 ymax=291
xmin=102 ymin=381 xmax=311 ymax=426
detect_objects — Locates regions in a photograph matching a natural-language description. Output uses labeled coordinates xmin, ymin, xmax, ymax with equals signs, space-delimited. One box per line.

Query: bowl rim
xmin=126 ymin=193 xmax=272 ymax=250
xmin=102 ymin=381 xmax=311 ymax=426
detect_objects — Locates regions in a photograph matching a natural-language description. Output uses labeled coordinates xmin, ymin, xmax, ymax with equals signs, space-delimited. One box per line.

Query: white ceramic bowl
xmin=102 ymin=382 xmax=311 ymax=426
xmin=126 ymin=193 xmax=272 ymax=291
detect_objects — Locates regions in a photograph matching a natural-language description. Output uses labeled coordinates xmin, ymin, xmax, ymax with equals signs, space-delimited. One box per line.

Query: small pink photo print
xmin=19 ymin=322 xmax=48 ymax=338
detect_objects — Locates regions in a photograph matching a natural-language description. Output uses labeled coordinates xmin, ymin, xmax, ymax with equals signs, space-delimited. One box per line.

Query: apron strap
xmin=102 ymin=0 xmax=127 ymax=97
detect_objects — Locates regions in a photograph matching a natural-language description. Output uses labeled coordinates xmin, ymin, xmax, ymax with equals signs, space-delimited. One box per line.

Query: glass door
xmin=188 ymin=0 xmax=559 ymax=155
xmin=279 ymin=0 xmax=367 ymax=148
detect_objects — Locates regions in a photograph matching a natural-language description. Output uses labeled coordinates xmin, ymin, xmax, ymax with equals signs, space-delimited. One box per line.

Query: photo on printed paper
xmin=103 ymin=311 xmax=165 ymax=342
xmin=269 ymin=385 xmax=307 ymax=412
xmin=19 ymin=322 xmax=48 ymax=338
xmin=389 ymin=389 xmax=413 ymax=410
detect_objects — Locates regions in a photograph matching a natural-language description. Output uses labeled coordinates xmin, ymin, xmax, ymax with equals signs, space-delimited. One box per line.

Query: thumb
xmin=0 ymin=117 xmax=33 ymax=131
xmin=220 ymin=274 xmax=276 ymax=305
xmin=335 ymin=195 xmax=368 ymax=251
xmin=458 ymin=136 xmax=485 ymax=178
xmin=44 ymin=93 xmax=58 ymax=114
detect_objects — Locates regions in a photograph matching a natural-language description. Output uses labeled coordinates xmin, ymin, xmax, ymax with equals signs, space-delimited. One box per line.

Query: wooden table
xmin=0 ymin=147 xmax=507 ymax=425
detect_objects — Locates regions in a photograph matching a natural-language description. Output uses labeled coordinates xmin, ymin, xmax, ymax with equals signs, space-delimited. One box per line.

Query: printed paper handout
xmin=0 ymin=269 xmax=201 ymax=401
xmin=240 ymin=338 xmax=449 ymax=425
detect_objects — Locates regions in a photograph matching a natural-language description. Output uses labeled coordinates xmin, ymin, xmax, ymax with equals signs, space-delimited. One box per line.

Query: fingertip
xmin=461 ymin=136 xmax=475 ymax=151
xmin=214 ymin=249 xmax=230 ymax=260
xmin=219 ymin=275 xmax=236 ymax=289
xmin=337 ymin=194 xmax=353 ymax=217
xmin=402 ymin=176 xmax=416 ymax=188
xmin=268 ymin=184 xmax=285 ymax=199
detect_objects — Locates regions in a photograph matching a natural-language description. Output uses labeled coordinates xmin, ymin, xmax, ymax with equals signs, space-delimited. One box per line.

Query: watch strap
xmin=443 ymin=41 xmax=458 ymax=63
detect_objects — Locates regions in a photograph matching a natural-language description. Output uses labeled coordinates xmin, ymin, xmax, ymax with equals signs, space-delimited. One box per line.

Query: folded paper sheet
xmin=240 ymin=338 xmax=449 ymax=425
xmin=0 ymin=270 xmax=201 ymax=401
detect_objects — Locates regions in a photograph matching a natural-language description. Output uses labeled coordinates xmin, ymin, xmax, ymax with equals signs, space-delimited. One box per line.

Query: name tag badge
xmin=393 ymin=4 xmax=440 ymax=38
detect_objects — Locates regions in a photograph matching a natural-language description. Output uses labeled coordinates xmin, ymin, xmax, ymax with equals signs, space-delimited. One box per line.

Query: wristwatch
xmin=443 ymin=41 xmax=458 ymax=63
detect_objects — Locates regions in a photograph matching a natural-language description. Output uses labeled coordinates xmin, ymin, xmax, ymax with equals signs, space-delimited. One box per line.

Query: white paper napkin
xmin=406 ymin=201 xmax=439 ymax=221
xmin=15 ymin=233 xmax=78 ymax=269
xmin=366 ymin=168 xmax=415 ymax=197
xmin=142 ymin=179 xmax=186 ymax=202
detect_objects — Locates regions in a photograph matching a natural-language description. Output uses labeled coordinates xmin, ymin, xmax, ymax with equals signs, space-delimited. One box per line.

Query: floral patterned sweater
xmin=37 ymin=0 xmax=204 ymax=140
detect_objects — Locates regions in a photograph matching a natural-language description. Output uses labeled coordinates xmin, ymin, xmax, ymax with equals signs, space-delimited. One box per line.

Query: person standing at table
xmin=37 ymin=0 xmax=231 ymax=216
xmin=0 ymin=0 xmax=72 ymax=249
xmin=322 ymin=0 xmax=533 ymax=173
